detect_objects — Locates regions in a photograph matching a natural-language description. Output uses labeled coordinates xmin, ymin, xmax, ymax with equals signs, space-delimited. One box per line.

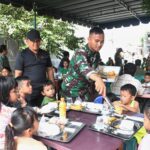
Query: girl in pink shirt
xmin=0 ymin=76 xmax=18 ymax=150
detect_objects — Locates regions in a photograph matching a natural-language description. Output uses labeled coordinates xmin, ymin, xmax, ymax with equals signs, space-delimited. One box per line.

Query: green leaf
xmin=0 ymin=4 xmax=85 ymax=55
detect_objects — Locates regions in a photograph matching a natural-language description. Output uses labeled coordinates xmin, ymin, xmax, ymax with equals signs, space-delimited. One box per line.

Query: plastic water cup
xmin=66 ymin=97 xmax=73 ymax=108
xmin=95 ymin=116 xmax=104 ymax=130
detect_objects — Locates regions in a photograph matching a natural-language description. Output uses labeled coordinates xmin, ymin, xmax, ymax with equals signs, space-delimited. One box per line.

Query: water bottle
xmin=59 ymin=97 xmax=67 ymax=119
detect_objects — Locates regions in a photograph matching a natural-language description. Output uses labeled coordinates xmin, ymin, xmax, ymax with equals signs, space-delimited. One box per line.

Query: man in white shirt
xmin=111 ymin=63 xmax=144 ymax=96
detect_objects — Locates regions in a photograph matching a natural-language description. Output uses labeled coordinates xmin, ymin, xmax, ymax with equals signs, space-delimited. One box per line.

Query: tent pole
xmin=33 ymin=2 xmax=36 ymax=29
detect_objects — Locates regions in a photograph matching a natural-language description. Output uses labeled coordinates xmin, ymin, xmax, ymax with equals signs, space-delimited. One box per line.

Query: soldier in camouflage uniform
xmin=61 ymin=27 xmax=106 ymax=101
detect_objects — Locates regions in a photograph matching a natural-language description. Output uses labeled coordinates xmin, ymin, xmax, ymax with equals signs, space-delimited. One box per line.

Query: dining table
xmin=36 ymin=110 xmax=124 ymax=150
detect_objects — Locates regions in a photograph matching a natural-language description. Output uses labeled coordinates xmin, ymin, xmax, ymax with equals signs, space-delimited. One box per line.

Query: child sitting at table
xmin=5 ymin=107 xmax=47 ymax=150
xmin=41 ymin=81 xmax=56 ymax=106
xmin=15 ymin=77 xmax=55 ymax=114
xmin=113 ymin=84 xmax=140 ymax=113
xmin=0 ymin=76 xmax=18 ymax=150
xmin=138 ymin=104 xmax=150 ymax=150
xmin=15 ymin=76 xmax=32 ymax=108
xmin=113 ymin=84 xmax=146 ymax=149
xmin=142 ymin=72 xmax=150 ymax=94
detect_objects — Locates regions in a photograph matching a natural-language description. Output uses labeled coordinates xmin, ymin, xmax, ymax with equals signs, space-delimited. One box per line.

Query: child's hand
xmin=113 ymin=101 xmax=123 ymax=114
xmin=113 ymin=101 xmax=121 ymax=107
xmin=118 ymin=103 xmax=123 ymax=107
xmin=119 ymin=104 xmax=128 ymax=111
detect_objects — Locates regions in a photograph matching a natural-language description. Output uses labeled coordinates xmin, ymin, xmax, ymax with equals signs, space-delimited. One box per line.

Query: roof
xmin=0 ymin=0 xmax=150 ymax=29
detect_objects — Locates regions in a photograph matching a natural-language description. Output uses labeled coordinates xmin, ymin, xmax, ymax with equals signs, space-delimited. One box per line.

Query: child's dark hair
xmin=15 ymin=76 xmax=30 ymax=87
xmin=144 ymin=72 xmax=150 ymax=77
xmin=62 ymin=58 xmax=69 ymax=67
xmin=144 ymin=104 xmax=150 ymax=121
xmin=0 ymin=76 xmax=17 ymax=110
xmin=5 ymin=107 xmax=38 ymax=150
xmin=120 ymin=84 xmax=137 ymax=96
xmin=42 ymin=80 xmax=55 ymax=90
xmin=0 ymin=44 xmax=7 ymax=53
xmin=1 ymin=67 xmax=12 ymax=73
xmin=63 ymin=51 xmax=69 ymax=58
xmin=62 ymin=58 xmax=69 ymax=64
xmin=124 ymin=63 xmax=136 ymax=76
xmin=135 ymin=59 xmax=141 ymax=67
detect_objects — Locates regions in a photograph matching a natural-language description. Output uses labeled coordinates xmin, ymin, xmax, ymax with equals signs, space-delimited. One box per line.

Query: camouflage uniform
xmin=61 ymin=44 xmax=100 ymax=101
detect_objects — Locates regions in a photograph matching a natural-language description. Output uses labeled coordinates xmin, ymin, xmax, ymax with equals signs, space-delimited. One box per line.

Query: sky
xmin=74 ymin=23 xmax=150 ymax=63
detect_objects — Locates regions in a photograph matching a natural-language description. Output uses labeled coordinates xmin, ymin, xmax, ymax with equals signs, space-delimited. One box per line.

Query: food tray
xmin=97 ymin=66 xmax=121 ymax=82
xmin=81 ymin=107 xmax=102 ymax=115
xmin=37 ymin=120 xmax=85 ymax=143
xmin=38 ymin=108 xmax=70 ymax=118
xmin=70 ymin=103 xmax=103 ymax=115
xmin=70 ymin=107 xmax=102 ymax=115
xmin=89 ymin=118 xmax=143 ymax=141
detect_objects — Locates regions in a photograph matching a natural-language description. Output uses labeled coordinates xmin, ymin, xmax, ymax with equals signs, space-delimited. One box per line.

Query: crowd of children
xmin=0 ymin=75 xmax=58 ymax=150
xmin=1 ymin=76 xmax=150 ymax=150
xmin=0 ymin=49 xmax=149 ymax=150
xmin=0 ymin=76 xmax=58 ymax=149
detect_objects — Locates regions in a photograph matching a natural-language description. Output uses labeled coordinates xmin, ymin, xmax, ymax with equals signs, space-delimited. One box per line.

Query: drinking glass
xmin=95 ymin=116 xmax=104 ymax=130
xmin=66 ymin=97 xmax=73 ymax=108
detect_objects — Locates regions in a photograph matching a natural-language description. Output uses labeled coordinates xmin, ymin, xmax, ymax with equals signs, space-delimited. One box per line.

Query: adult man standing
xmin=61 ymin=27 xmax=106 ymax=101
xmin=15 ymin=29 xmax=54 ymax=107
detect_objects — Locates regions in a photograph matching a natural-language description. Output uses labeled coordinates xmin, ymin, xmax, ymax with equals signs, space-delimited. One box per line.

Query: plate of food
xmin=111 ymin=119 xmax=135 ymax=128
xmin=38 ymin=122 xmax=61 ymax=137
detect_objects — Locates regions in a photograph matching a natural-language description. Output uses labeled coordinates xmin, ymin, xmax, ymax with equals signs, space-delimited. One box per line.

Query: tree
xmin=143 ymin=0 xmax=150 ymax=14
xmin=0 ymin=4 xmax=85 ymax=56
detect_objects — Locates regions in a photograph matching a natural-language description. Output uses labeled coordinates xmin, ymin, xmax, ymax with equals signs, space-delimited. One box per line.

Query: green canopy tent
xmin=0 ymin=0 xmax=150 ymax=29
